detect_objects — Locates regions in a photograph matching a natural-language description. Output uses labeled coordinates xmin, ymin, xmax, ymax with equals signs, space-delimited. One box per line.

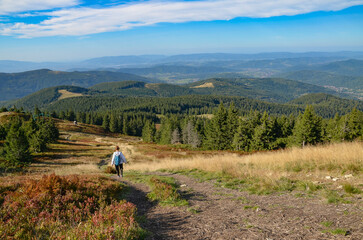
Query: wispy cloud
xmin=1 ymin=0 xmax=363 ymax=38
xmin=0 ymin=0 xmax=79 ymax=15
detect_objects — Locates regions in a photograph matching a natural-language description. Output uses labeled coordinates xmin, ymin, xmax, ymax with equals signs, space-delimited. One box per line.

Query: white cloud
xmin=0 ymin=0 xmax=79 ymax=15
xmin=1 ymin=0 xmax=362 ymax=38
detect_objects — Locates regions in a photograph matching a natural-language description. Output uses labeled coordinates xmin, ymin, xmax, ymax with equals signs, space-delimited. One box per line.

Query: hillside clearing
xmin=58 ymin=89 xmax=85 ymax=100
xmin=190 ymin=82 xmax=215 ymax=88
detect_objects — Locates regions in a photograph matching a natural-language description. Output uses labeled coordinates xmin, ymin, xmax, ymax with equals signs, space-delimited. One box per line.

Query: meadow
xmin=0 ymin=119 xmax=362 ymax=239
xmin=128 ymin=142 xmax=363 ymax=199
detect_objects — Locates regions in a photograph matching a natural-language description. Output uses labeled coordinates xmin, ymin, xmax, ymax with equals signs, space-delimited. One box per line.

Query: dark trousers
xmin=115 ymin=164 xmax=123 ymax=177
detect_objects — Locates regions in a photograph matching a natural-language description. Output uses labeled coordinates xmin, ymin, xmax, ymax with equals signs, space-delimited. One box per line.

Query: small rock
xmin=180 ymin=184 xmax=187 ymax=187
xmin=313 ymin=181 xmax=320 ymax=184
xmin=344 ymin=174 xmax=353 ymax=179
xmin=332 ymin=177 xmax=339 ymax=182
xmin=337 ymin=185 xmax=343 ymax=189
xmin=325 ymin=176 xmax=332 ymax=180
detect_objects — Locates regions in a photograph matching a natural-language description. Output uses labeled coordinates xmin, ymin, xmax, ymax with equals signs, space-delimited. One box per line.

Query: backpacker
xmin=114 ymin=154 xmax=121 ymax=165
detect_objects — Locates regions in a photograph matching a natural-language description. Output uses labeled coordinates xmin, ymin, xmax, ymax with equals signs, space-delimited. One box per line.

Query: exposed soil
xmin=115 ymin=173 xmax=363 ymax=240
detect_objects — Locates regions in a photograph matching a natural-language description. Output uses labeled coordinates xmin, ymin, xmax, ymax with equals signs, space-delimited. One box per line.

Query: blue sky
xmin=0 ymin=0 xmax=363 ymax=61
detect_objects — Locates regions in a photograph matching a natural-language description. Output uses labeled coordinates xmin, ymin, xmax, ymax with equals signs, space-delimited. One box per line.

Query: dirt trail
xmin=50 ymin=131 xmax=362 ymax=239
xmin=115 ymin=173 xmax=362 ymax=240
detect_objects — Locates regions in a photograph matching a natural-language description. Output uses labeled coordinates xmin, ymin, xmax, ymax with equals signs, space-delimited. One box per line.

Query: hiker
xmin=111 ymin=146 xmax=127 ymax=177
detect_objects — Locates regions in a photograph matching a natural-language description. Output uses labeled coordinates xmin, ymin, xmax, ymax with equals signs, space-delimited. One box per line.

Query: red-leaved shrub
xmin=0 ymin=174 xmax=144 ymax=239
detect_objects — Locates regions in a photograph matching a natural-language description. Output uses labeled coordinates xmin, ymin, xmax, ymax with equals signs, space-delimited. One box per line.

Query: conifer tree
xmin=3 ymin=121 xmax=31 ymax=167
xmin=232 ymin=119 xmax=251 ymax=151
xmin=171 ymin=128 xmax=181 ymax=144
xmin=346 ymin=108 xmax=363 ymax=140
xmin=109 ymin=114 xmax=119 ymax=133
xmin=226 ymin=102 xmax=239 ymax=147
xmin=142 ymin=120 xmax=156 ymax=142
xmin=102 ymin=114 xmax=110 ymax=131
xmin=293 ymin=106 xmax=322 ymax=147
xmin=204 ymin=103 xmax=230 ymax=150
xmin=251 ymin=112 xmax=274 ymax=150
xmin=122 ymin=118 xmax=129 ymax=135
xmin=158 ymin=118 xmax=173 ymax=145
xmin=325 ymin=113 xmax=341 ymax=142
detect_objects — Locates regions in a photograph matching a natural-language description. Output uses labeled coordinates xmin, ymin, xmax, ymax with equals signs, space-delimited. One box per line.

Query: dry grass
xmin=58 ymin=89 xmax=85 ymax=100
xmin=127 ymin=142 xmax=363 ymax=185
xmin=190 ymin=82 xmax=215 ymax=88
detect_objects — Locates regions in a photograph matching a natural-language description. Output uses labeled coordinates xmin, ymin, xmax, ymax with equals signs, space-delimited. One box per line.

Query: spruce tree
xmin=232 ymin=119 xmax=251 ymax=151
xmin=102 ymin=114 xmax=110 ymax=131
xmin=142 ymin=121 xmax=156 ymax=142
xmin=250 ymin=112 xmax=273 ymax=150
xmin=293 ymin=106 xmax=322 ymax=147
xmin=3 ymin=122 xmax=31 ymax=167
xmin=109 ymin=114 xmax=119 ymax=133
xmin=158 ymin=118 xmax=173 ymax=144
xmin=204 ymin=103 xmax=229 ymax=150
xmin=346 ymin=108 xmax=363 ymax=140
xmin=226 ymin=102 xmax=239 ymax=148
xmin=122 ymin=118 xmax=129 ymax=135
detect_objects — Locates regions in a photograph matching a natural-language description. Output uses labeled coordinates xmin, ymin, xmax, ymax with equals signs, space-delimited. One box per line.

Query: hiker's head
xmin=115 ymin=146 xmax=120 ymax=151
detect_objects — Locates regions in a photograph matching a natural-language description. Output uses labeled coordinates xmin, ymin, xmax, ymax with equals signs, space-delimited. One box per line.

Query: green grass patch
xmin=343 ymin=183 xmax=362 ymax=194
xmin=234 ymin=196 xmax=250 ymax=204
xmin=324 ymin=190 xmax=351 ymax=204
xmin=187 ymin=207 xmax=201 ymax=214
xmin=125 ymin=171 xmax=188 ymax=207
xmin=329 ymin=228 xmax=349 ymax=235
xmin=321 ymin=221 xmax=333 ymax=228
xmin=243 ymin=205 xmax=259 ymax=210
xmin=322 ymin=226 xmax=349 ymax=236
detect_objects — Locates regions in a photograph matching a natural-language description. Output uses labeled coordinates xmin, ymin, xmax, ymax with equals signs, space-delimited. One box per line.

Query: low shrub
xmin=105 ymin=165 xmax=117 ymax=174
xmin=0 ymin=174 xmax=145 ymax=239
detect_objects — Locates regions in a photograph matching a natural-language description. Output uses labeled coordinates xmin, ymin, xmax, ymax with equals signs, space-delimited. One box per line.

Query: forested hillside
xmin=0 ymin=69 xmax=152 ymax=101
xmin=4 ymin=76 xmax=342 ymax=108
xmin=277 ymin=70 xmax=363 ymax=90
xmin=186 ymin=78 xmax=338 ymax=102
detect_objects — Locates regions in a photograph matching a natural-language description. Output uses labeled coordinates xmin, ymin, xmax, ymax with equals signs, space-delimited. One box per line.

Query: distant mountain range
xmin=3 ymin=77 xmax=349 ymax=110
xmin=1 ymin=51 xmax=363 ymax=73
xmin=1 ymin=52 xmax=362 ymax=106
xmin=0 ymin=69 xmax=154 ymax=101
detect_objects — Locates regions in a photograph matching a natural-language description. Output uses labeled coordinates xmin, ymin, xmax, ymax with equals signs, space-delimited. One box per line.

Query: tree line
xmin=45 ymin=95 xmax=363 ymax=118
xmin=45 ymin=101 xmax=362 ymax=152
xmin=0 ymin=109 xmax=59 ymax=172
xmin=143 ymin=103 xmax=363 ymax=151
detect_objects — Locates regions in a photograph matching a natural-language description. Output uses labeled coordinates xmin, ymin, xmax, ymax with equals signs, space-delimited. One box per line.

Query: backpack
xmin=114 ymin=154 xmax=121 ymax=165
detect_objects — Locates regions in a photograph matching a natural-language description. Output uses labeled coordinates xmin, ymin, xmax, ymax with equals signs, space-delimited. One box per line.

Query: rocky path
xmin=114 ymin=173 xmax=363 ymax=240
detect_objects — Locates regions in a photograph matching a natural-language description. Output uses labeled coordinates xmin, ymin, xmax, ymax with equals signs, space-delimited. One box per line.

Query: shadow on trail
xmin=112 ymin=176 xmax=190 ymax=240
